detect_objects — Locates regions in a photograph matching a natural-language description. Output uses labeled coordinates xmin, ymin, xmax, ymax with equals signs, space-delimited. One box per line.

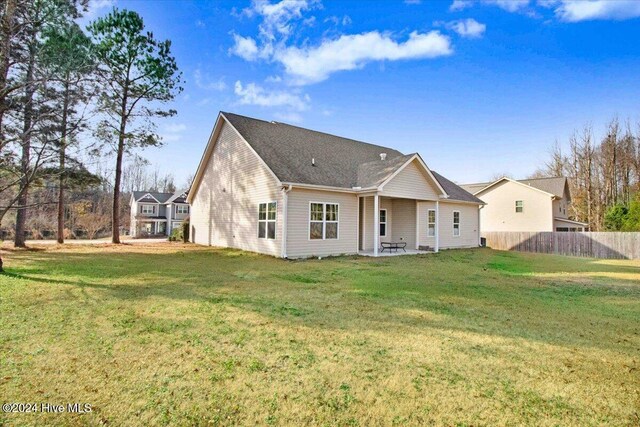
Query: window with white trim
xmin=258 ymin=202 xmax=276 ymax=239
xmin=453 ymin=211 xmax=460 ymax=236
xmin=427 ymin=209 xmax=436 ymax=237
xmin=176 ymin=204 xmax=189 ymax=214
xmin=379 ymin=209 xmax=387 ymax=237
xmin=309 ymin=202 xmax=339 ymax=240
xmin=515 ymin=200 xmax=524 ymax=213
xmin=140 ymin=204 xmax=156 ymax=215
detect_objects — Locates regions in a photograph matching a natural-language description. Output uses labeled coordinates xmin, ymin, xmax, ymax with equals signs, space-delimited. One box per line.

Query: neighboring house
xmin=129 ymin=189 xmax=190 ymax=237
xmin=461 ymin=177 xmax=588 ymax=232
xmin=187 ymin=112 xmax=485 ymax=258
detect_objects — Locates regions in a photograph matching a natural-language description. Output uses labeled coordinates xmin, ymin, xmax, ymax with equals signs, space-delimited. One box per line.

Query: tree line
xmin=1 ymin=0 xmax=183 ymax=271
xmin=533 ymin=117 xmax=640 ymax=231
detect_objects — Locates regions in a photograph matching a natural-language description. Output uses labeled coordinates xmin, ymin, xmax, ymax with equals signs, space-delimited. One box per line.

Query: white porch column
xmin=362 ymin=197 xmax=366 ymax=251
xmin=435 ymin=200 xmax=440 ymax=253
xmin=373 ymin=194 xmax=379 ymax=256
xmin=415 ymin=200 xmax=419 ymax=250
xmin=355 ymin=195 xmax=360 ymax=253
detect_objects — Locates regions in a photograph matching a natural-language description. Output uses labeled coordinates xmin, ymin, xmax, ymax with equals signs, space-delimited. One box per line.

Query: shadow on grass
xmin=2 ymin=247 xmax=639 ymax=353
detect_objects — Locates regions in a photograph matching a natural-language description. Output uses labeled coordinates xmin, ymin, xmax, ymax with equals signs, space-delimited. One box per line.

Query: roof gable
xmin=379 ymin=155 xmax=448 ymax=198
xmin=166 ymin=189 xmax=189 ymax=204
xmin=472 ymin=177 xmax=556 ymax=198
xmin=462 ymin=176 xmax=568 ymax=199
xmin=133 ymin=192 xmax=173 ymax=203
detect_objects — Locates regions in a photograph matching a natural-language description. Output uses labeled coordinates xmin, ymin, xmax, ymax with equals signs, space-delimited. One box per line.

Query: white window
xmin=141 ymin=204 xmax=156 ymax=215
xmin=176 ymin=204 xmax=189 ymax=214
xmin=453 ymin=211 xmax=460 ymax=236
xmin=258 ymin=202 xmax=276 ymax=239
xmin=427 ymin=209 xmax=436 ymax=237
xmin=379 ymin=209 xmax=387 ymax=237
xmin=309 ymin=202 xmax=339 ymax=240
xmin=515 ymin=200 xmax=524 ymax=213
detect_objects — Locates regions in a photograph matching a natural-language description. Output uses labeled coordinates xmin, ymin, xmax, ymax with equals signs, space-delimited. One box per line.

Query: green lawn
xmin=1 ymin=243 xmax=639 ymax=426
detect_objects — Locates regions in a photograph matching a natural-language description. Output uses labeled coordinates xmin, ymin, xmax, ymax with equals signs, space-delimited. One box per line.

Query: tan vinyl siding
xmin=478 ymin=180 xmax=553 ymax=232
xmin=287 ymin=188 xmax=358 ymax=258
xmin=437 ymin=202 xmax=480 ymax=248
xmin=379 ymin=160 xmax=439 ymax=200
xmin=390 ymin=198 xmax=416 ymax=249
xmin=189 ymin=120 xmax=282 ymax=256
xmin=553 ymin=199 xmax=568 ymax=219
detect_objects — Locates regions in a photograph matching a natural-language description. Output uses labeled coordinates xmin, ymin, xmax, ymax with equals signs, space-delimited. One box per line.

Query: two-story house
xmin=461 ymin=177 xmax=588 ymax=232
xmin=129 ymin=189 xmax=190 ymax=237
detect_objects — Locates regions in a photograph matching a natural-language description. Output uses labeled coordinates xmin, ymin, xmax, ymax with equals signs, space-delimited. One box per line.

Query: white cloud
xmin=229 ymin=34 xmax=260 ymax=61
xmin=165 ymin=123 xmax=187 ymax=133
xmin=486 ymin=0 xmax=530 ymax=12
xmin=324 ymin=15 xmax=352 ymax=26
xmin=234 ymin=81 xmax=310 ymax=110
xmin=194 ymin=69 xmax=227 ymax=91
xmin=245 ymin=0 xmax=320 ymax=40
xmin=82 ymin=0 xmax=114 ymax=20
xmin=450 ymin=0 xmax=472 ymax=11
xmin=161 ymin=123 xmax=187 ymax=143
xmin=442 ymin=18 xmax=486 ymax=38
xmin=552 ymin=0 xmax=640 ymax=22
xmin=265 ymin=75 xmax=283 ymax=83
xmin=195 ymin=19 xmax=206 ymax=28
xmin=404 ymin=0 xmax=422 ymax=4
xmin=450 ymin=0 xmax=530 ymax=13
xmin=274 ymin=30 xmax=452 ymax=85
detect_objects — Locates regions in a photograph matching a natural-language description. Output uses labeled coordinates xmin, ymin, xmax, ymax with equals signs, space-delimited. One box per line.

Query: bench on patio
xmin=381 ymin=241 xmax=407 ymax=253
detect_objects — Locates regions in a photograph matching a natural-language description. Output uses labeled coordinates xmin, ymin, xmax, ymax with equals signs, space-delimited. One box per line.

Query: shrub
xmin=169 ymin=227 xmax=182 ymax=242
xmin=181 ymin=219 xmax=190 ymax=243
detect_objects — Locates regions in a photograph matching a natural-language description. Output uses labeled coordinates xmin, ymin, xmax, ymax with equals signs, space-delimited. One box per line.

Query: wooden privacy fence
xmin=483 ymin=231 xmax=640 ymax=259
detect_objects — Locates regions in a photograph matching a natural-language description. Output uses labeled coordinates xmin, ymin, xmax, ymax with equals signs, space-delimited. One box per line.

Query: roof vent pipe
xmin=312 ymin=158 xmax=315 ymax=166
xmin=380 ymin=153 xmax=387 ymax=161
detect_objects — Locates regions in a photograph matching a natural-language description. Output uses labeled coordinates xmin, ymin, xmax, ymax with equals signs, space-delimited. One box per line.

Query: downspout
xmin=435 ymin=200 xmax=439 ymax=253
xmin=478 ymin=204 xmax=484 ymax=247
xmin=281 ymin=184 xmax=292 ymax=258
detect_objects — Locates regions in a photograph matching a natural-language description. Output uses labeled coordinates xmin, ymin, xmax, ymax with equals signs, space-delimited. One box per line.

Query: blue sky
xmin=86 ymin=0 xmax=640 ymax=186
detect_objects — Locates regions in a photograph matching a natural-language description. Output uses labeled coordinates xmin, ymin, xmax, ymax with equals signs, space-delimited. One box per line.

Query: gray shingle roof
xmin=460 ymin=182 xmax=490 ymax=195
xmin=431 ymin=171 xmax=485 ymax=204
xmin=517 ymin=177 xmax=568 ymax=199
xmin=133 ymin=191 xmax=173 ymax=203
xmin=222 ymin=112 xmax=481 ymax=204
xmin=223 ymin=112 xmax=404 ymax=188
xmin=461 ymin=176 xmax=569 ymax=199
xmin=133 ymin=189 xmax=188 ymax=204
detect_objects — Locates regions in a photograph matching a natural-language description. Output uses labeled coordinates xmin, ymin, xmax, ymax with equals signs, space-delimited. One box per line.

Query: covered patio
xmin=357 ymin=193 xmax=441 ymax=257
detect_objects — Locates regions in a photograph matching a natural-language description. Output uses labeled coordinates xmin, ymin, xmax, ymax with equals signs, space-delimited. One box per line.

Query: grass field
xmin=0 ymin=243 xmax=639 ymax=426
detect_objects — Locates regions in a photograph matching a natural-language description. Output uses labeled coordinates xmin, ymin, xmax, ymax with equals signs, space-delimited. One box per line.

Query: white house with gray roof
xmin=461 ymin=177 xmax=588 ymax=232
xmin=129 ymin=189 xmax=190 ymax=237
xmin=187 ymin=112 xmax=485 ymax=258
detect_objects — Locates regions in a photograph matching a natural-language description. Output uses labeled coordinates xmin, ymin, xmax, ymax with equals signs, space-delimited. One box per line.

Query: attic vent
xmin=380 ymin=153 xmax=387 ymax=161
